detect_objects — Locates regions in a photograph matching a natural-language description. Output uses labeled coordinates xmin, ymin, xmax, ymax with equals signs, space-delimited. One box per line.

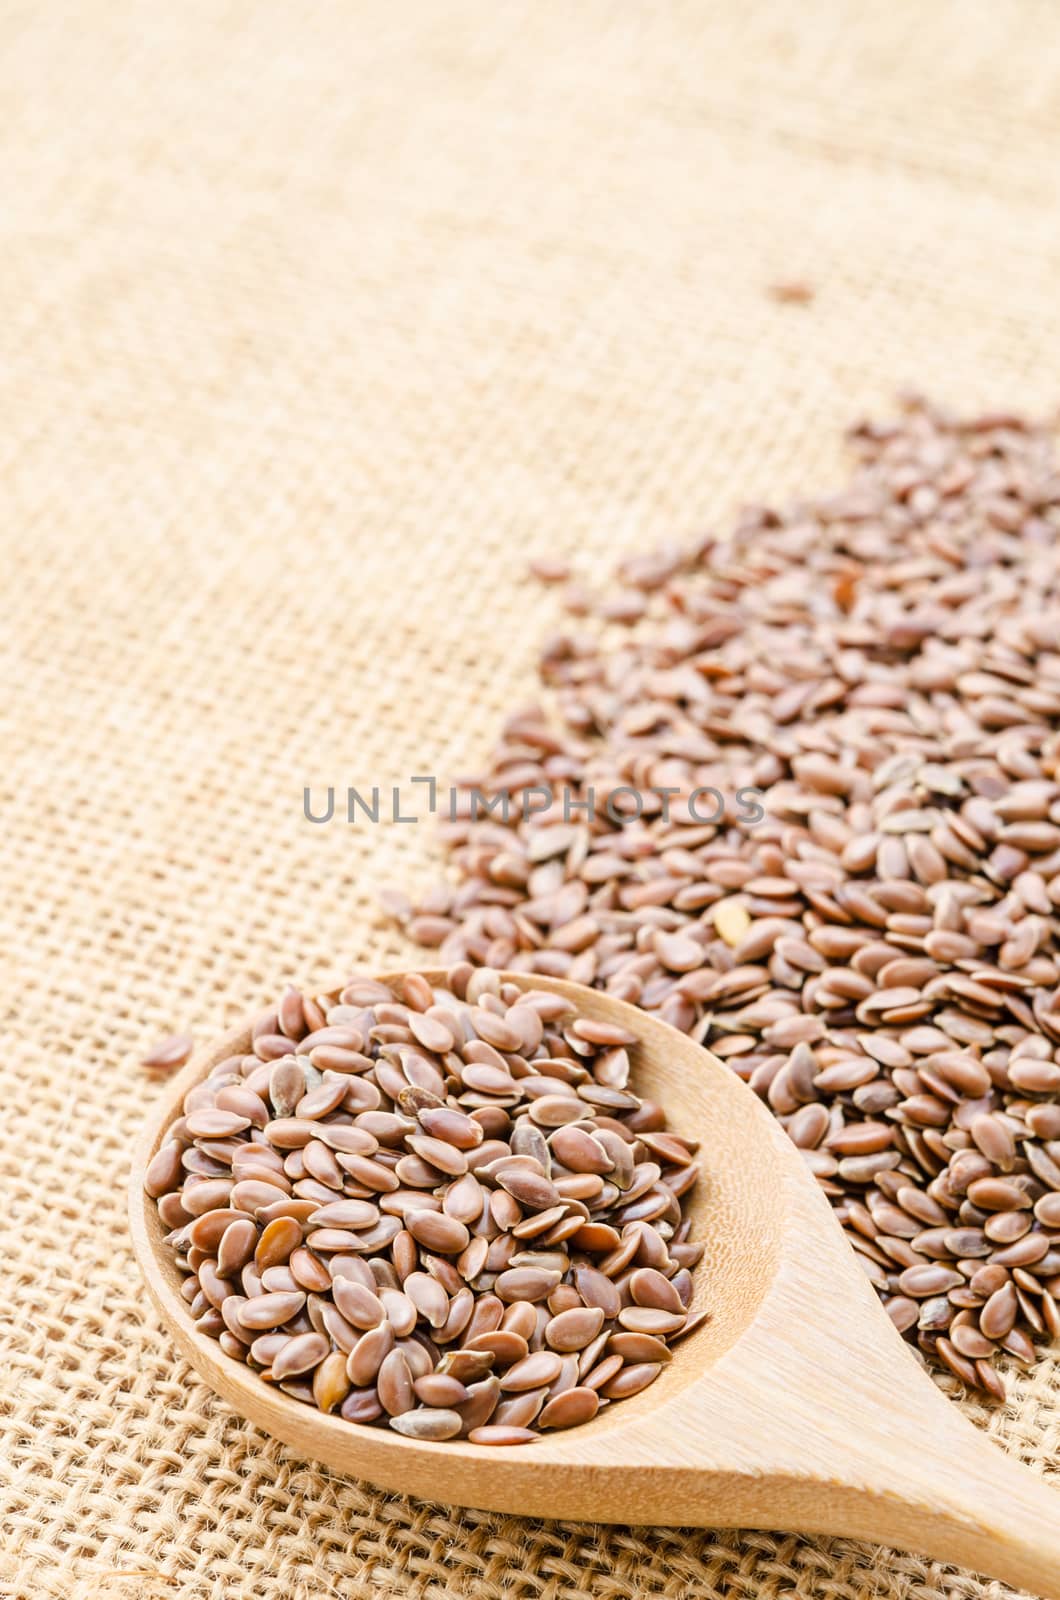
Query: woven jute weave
xmin=2 ymin=2 xmax=1060 ymax=1596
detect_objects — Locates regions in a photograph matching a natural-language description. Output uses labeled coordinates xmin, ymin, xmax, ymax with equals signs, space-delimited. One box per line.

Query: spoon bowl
xmin=130 ymin=971 xmax=1060 ymax=1598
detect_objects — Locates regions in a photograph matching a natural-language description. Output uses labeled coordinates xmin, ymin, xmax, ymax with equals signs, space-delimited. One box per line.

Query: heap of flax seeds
xmin=392 ymin=397 xmax=1060 ymax=1398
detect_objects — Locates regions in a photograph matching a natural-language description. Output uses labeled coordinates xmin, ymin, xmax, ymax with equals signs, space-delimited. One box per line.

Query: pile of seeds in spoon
xmin=390 ymin=396 xmax=1060 ymax=1399
xmin=146 ymin=968 xmax=702 ymax=1443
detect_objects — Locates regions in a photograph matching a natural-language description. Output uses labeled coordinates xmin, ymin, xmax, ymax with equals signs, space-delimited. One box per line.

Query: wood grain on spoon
xmin=129 ymin=972 xmax=1060 ymax=1599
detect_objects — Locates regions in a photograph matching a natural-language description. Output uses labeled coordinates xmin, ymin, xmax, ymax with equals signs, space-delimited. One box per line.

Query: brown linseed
xmin=148 ymin=966 xmax=702 ymax=1445
xmin=392 ymin=398 xmax=1060 ymax=1401
xmin=141 ymin=1032 xmax=195 ymax=1073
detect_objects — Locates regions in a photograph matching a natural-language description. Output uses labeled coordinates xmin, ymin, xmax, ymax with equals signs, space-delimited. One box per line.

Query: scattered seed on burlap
xmin=148 ymin=967 xmax=702 ymax=1444
xmin=391 ymin=398 xmax=1060 ymax=1400
xmin=767 ymin=281 xmax=816 ymax=306
xmin=141 ymin=1032 xmax=194 ymax=1073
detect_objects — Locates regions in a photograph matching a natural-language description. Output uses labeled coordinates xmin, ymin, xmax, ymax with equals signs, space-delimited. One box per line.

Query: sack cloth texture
xmin=1 ymin=2 xmax=1058 ymax=1596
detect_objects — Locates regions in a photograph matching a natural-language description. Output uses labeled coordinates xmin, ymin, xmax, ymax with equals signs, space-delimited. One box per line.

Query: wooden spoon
xmin=129 ymin=971 xmax=1060 ymax=1597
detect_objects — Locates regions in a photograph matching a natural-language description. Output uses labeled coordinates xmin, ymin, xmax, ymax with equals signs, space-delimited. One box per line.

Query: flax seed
xmin=141 ymin=1032 xmax=195 ymax=1073
xmin=149 ymin=965 xmax=701 ymax=1444
xmin=391 ymin=401 xmax=1060 ymax=1400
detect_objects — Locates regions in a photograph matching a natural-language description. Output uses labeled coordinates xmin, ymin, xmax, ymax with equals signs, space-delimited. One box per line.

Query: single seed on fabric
xmin=142 ymin=1033 xmax=195 ymax=1072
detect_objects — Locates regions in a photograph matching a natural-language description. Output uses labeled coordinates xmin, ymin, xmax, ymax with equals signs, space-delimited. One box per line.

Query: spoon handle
xmin=689 ymin=1269 xmax=1060 ymax=1597
xmin=945 ymin=1477 xmax=1060 ymax=1600
xmin=826 ymin=1424 xmax=1060 ymax=1597
xmin=735 ymin=1136 xmax=1060 ymax=1596
xmin=877 ymin=1446 xmax=1060 ymax=1593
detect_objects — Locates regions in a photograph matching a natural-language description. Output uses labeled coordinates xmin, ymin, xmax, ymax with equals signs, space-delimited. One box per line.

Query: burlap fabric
xmin=2 ymin=2 xmax=1059 ymax=1596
